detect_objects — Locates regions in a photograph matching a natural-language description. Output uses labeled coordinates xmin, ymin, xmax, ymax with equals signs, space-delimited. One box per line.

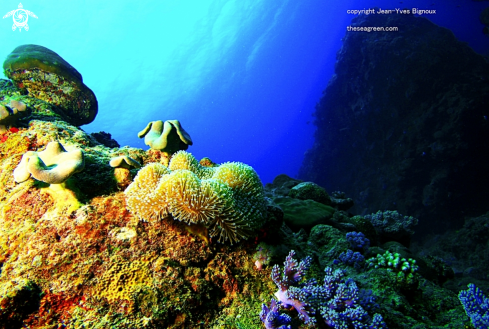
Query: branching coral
xmin=458 ymin=283 xmax=489 ymax=328
xmin=125 ymin=151 xmax=266 ymax=244
xmin=367 ymin=251 xmax=418 ymax=285
xmin=364 ymin=210 xmax=418 ymax=245
xmin=260 ymin=299 xmax=291 ymax=329
xmin=264 ymin=250 xmax=387 ymax=329
xmin=346 ymin=231 xmax=370 ymax=251
xmin=271 ymin=250 xmax=316 ymax=325
xmin=336 ymin=249 xmax=365 ymax=270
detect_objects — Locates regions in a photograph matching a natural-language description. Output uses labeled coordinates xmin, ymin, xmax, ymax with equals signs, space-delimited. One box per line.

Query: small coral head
xmin=137 ymin=120 xmax=192 ymax=155
xmin=109 ymin=155 xmax=141 ymax=169
xmin=9 ymin=100 xmax=27 ymax=113
xmin=260 ymin=299 xmax=292 ymax=329
xmin=13 ymin=141 xmax=85 ymax=184
xmin=0 ymin=100 xmax=30 ymax=132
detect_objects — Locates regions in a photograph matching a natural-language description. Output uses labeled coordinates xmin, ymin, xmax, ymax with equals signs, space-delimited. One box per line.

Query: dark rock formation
xmin=299 ymin=13 xmax=489 ymax=236
xmin=90 ymin=131 xmax=120 ymax=148
xmin=3 ymin=45 xmax=98 ymax=126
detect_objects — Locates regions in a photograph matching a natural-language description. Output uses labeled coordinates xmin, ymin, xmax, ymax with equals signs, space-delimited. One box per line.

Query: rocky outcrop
xmin=300 ymin=13 xmax=489 ymax=235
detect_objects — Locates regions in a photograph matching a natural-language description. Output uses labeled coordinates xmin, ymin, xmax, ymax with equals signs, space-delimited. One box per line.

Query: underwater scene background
xmin=0 ymin=0 xmax=489 ymax=328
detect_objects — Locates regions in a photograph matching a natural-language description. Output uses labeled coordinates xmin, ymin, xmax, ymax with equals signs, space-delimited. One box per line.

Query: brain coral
xmin=125 ymin=151 xmax=266 ymax=244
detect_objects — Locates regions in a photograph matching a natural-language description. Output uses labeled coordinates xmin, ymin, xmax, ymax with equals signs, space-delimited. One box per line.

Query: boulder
xmin=3 ymin=44 xmax=97 ymax=126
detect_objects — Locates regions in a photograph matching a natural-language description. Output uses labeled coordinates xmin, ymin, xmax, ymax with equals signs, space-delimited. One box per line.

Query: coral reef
xmin=1 ymin=40 xmax=485 ymax=329
xmin=3 ymin=45 xmax=98 ymax=126
xmin=125 ymin=151 xmax=267 ymax=244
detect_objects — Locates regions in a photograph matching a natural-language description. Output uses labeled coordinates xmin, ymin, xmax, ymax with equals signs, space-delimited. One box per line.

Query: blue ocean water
xmin=1 ymin=0 xmax=487 ymax=184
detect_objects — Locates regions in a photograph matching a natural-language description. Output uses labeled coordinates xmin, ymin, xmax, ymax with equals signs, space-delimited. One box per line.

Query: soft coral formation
xmin=259 ymin=299 xmax=291 ymax=329
xmin=264 ymin=250 xmax=387 ymax=329
xmin=271 ymin=250 xmax=317 ymax=325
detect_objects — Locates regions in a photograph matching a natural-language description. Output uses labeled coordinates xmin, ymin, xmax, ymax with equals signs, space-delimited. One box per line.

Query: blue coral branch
xmin=459 ymin=283 xmax=489 ymax=329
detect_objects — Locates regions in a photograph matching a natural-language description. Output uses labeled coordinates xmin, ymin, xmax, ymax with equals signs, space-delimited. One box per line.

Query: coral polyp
xmin=124 ymin=162 xmax=171 ymax=222
xmin=125 ymin=151 xmax=266 ymax=244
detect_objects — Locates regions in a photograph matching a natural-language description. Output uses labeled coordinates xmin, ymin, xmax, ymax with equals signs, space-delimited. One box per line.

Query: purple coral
xmin=265 ymin=250 xmax=388 ymax=329
xmin=271 ymin=250 xmax=317 ymax=325
xmin=260 ymin=299 xmax=292 ymax=329
xmin=318 ymin=268 xmax=387 ymax=328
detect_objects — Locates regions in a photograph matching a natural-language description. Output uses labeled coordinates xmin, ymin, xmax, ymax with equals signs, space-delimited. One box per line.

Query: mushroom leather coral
xmin=13 ymin=141 xmax=85 ymax=184
xmin=125 ymin=151 xmax=266 ymax=244
xmin=138 ymin=120 xmax=192 ymax=154
xmin=0 ymin=100 xmax=29 ymax=133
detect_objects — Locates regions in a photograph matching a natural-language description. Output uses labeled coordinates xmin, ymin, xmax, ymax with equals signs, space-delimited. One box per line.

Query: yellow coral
xmin=212 ymin=162 xmax=267 ymax=229
xmin=169 ymin=150 xmax=214 ymax=179
xmin=94 ymin=257 xmax=154 ymax=305
xmin=124 ymin=163 xmax=171 ymax=222
xmin=168 ymin=150 xmax=200 ymax=173
xmin=125 ymin=151 xmax=266 ymax=244
xmin=168 ymin=172 xmax=234 ymax=226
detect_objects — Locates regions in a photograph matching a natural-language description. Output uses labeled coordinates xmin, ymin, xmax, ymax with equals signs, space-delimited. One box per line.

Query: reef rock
xmin=273 ymin=196 xmax=335 ymax=230
xmin=3 ymin=44 xmax=98 ymax=126
xmin=300 ymin=13 xmax=489 ymax=235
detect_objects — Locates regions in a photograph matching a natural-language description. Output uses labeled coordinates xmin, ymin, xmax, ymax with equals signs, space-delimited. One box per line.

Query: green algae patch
xmin=274 ymin=196 xmax=335 ymax=230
